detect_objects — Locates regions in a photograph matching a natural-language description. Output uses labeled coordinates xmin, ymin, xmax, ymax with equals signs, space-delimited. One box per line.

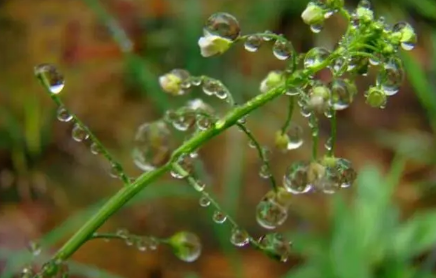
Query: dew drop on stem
xmin=71 ymin=124 xmax=89 ymax=142
xmin=34 ymin=63 xmax=65 ymax=94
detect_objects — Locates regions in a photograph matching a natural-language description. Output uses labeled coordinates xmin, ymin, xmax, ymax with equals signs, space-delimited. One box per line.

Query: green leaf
xmin=392 ymin=211 xmax=436 ymax=258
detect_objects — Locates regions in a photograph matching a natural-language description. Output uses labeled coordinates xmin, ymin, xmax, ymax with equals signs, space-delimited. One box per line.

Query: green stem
xmin=328 ymin=110 xmax=337 ymax=157
xmin=281 ymin=96 xmax=295 ymax=135
xmin=44 ymin=48 xmax=337 ymax=273
xmin=236 ymin=123 xmax=277 ymax=191
xmin=310 ymin=115 xmax=319 ymax=160
xmin=91 ymin=233 xmax=169 ymax=244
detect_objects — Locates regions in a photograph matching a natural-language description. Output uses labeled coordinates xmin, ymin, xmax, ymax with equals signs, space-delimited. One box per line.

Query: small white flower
xmin=159 ymin=73 xmax=183 ymax=96
xmin=198 ymin=31 xmax=233 ymax=57
xmin=301 ymin=2 xmax=325 ymax=25
xmin=259 ymin=71 xmax=284 ymax=93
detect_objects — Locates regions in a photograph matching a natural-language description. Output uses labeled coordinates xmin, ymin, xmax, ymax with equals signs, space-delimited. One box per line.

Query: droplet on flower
xmin=272 ymin=40 xmax=293 ymax=60
xmin=259 ymin=164 xmax=271 ymax=179
xmin=159 ymin=69 xmax=190 ymax=96
xmin=212 ymin=211 xmax=227 ymax=224
xmin=71 ymin=124 xmax=89 ymax=142
xmin=256 ymin=196 xmax=288 ymax=229
xmin=365 ymin=86 xmax=387 ymax=108
xmin=283 ymin=161 xmax=311 ymax=194
xmin=258 ymin=233 xmax=292 ymax=262
xmin=57 ymin=106 xmax=72 ymax=122
xmin=230 ymin=228 xmax=250 ymax=247
xmin=392 ymin=22 xmax=416 ymax=51
xmin=199 ymin=195 xmax=211 ymax=207
xmin=34 ymin=64 xmax=65 ymax=94
xmin=304 ymin=47 xmax=330 ymax=69
xmin=132 ymin=121 xmax=172 ymax=172
xmin=328 ymin=79 xmax=356 ymax=110
xmin=169 ymin=231 xmax=202 ymax=262
xmin=376 ymin=57 xmax=404 ymax=96
xmin=204 ymin=12 xmax=240 ymax=41
xmin=244 ymin=35 xmax=262 ymax=52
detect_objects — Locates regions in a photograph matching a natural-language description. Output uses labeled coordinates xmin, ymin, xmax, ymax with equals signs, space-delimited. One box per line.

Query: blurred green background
xmin=1 ymin=0 xmax=436 ymax=277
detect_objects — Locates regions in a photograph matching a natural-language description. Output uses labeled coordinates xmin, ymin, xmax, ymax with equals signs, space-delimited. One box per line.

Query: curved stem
xmin=236 ymin=123 xmax=277 ymax=191
xmin=281 ymin=96 xmax=295 ymax=135
xmin=328 ymin=110 xmax=337 ymax=157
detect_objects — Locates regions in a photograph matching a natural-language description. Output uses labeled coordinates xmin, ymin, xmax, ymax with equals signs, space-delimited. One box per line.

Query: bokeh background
xmin=1 ymin=0 xmax=436 ymax=277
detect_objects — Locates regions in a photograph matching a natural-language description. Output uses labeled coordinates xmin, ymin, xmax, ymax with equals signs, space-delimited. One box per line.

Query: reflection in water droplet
xmin=34 ymin=63 xmax=65 ymax=94
xmin=71 ymin=124 xmax=89 ymax=142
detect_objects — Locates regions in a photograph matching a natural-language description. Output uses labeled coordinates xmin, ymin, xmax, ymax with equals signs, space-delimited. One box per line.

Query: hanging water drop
xmin=202 ymin=79 xmax=222 ymax=96
xmin=258 ymin=233 xmax=292 ymax=262
xmin=310 ymin=24 xmax=323 ymax=33
xmin=286 ymin=123 xmax=304 ymax=150
xmin=199 ymin=195 xmax=211 ymax=207
xmin=132 ymin=121 xmax=172 ymax=172
xmin=57 ymin=106 xmax=72 ymax=122
xmin=230 ymin=228 xmax=249 ymax=247
xmin=304 ymin=47 xmax=330 ymax=69
xmin=259 ymin=164 xmax=271 ymax=179
xmin=212 ymin=211 xmax=227 ymax=224
xmin=169 ymin=231 xmax=202 ymax=262
xmin=28 ymin=241 xmax=41 ymax=257
xmin=272 ymin=40 xmax=293 ymax=60
xmin=204 ymin=12 xmax=241 ymax=41
xmin=325 ymin=137 xmax=333 ymax=151
xmin=283 ymin=161 xmax=311 ymax=194
xmin=71 ymin=124 xmax=89 ymax=142
xmin=34 ymin=64 xmax=65 ymax=94
xmin=256 ymin=196 xmax=288 ymax=229
xmin=244 ymin=35 xmax=262 ymax=52
xmin=376 ymin=57 xmax=404 ymax=96
xmin=136 ymin=239 xmax=147 ymax=252
xmin=328 ymin=79 xmax=356 ymax=110
xmin=90 ymin=142 xmax=101 ymax=155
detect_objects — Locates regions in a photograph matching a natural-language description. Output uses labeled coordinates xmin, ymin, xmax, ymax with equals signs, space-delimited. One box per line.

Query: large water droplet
xmin=286 ymin=123 xmax=304 ymax=150
xmin=272 ymin=40 xmax=293 ymax=60
xmin=230 ymin=228 xmax=250 ymax=247
xmin=132 ymin=121 xmax=171 ymax=172
xmin=393 ymin=22 xmax=416 ymax=51
xmin=204 ymin=12 xmax=240 ymax=41
xmin=376 ymin=57 xmax=404 ymax=96
xmin=71 ymin=124 xmax=89 ymax=142
xmin=202 ymin=79 xmax=223 ymax=96
xmin=259 ymin=164 xmax=271 ymax=179
xmin=256 ymin=196 xmax=288 ymax=229
xmin=244 ymin=35 xmax=262 ymax=52
xmin=34 ymin=64 xmax=65 ymax=94
xmin=169 ymin=231 xmax=202 ymax=262
xmin=329 ymin=79 xmax=356 ymax=110
xmin=57 ymin=107 xmax=72 ymax=122
xmin=170 ymin=154 xmax=194 ymax=179
xmin=283 ymin=161 xmax=311 ymax=194
xmin=304 ymin=47 xmax=330 ymax=69
xmin=212 ymin=211 xmax=227 ymax=224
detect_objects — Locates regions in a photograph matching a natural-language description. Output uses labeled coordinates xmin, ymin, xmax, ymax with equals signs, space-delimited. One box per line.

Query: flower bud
xmin=198 ymin=32 xmax=233 ymax=57
xmin=301 ymin=2 xmax=325 ymax=26
xmin=260 ymin=71 xmax=284 ymax=93
xmin=365 ymin=86 xmax=387 ymax=108
xmin=159 ymin=69 xmax=190 ymax=96
xmin=274 ymin=131 xmax=289 ymax=151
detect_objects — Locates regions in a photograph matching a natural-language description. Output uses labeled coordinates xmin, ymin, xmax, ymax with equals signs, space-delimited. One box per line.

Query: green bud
xmin=301 ymin=2 xmax=325 ymax=26
xmin=365 ymin=86 xmax=387 ymax=108
xmin=260 ymin=71 xmax=284 ymax=93
xmin=356 ymin=7 xmax=374 ymax=23
xmin=312 ymin=85 xmax=331 ymax=99
xmin=169 ymin=231 xmax=202 ymax=262
xmin=274 ymin=131 xmax=289 ymax=151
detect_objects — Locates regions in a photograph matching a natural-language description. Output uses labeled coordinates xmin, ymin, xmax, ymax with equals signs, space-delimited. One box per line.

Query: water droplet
xmin=125 ymin=236 xmax=134 ymax=246
xmin=325 ymin=137 xmax=333 ymax=151
xmin=202 ymin=79 xmax=223 ymax=96
xmin=272 ymin=40 xmax=293 ymax=60
xmin=28 ymin=241 xmax=41 ymax=256
xmin=310 ymin=24 xmax=323 ymax=33
xmin=376 ymin=57 xmax=404 ymax=96
xmin=20 ymin=265 xmax=34 ymax=278
xmin=34 ymin=64 xmax=65 ymax=94
xmin=169 ymin=231 xmax=202 ymax=262
xmin=259 ymin=164 xmax=271 ymax=179
xmin=193 ymin=180 xmax=206 ymax=192
xmin=214 ymin=87 xmax=228 ymax=99
xmin=237 ymin=117 xmax=247 ymax=124
xmin=161 ymin=69 xmax=191 ymax=96
xmin=212 ymin=211 xmax=227 ymax=224
xmin=286 ymin=124 xmax=304 ymax=150
xmin=57 ymin=107 xmax=72 ymax=122
xmin=191 ymin=77 xmax=202 ymax=86
xmin=132 ymin=121 xmax=172 ymax=171
xmin=328 ymin=79 xmax=356 ymax=110
xmin=170 ymin=154 xmax=193 ymax=179
xmin=283 ymin=161 xmax=312 ymax=194
xmin=109 ymin=164 xmax=121 ymax=179
xmin=285 ymin=86 xmax=303 ymax=96
xmin=369 ymin=55 xmax=381 ymax=66
xmin=248 ymin=139 xmax=257 ymax=149
xmin=256 ymin=196 xmax=288 ymax=229
xmin=393 ymin=21 xmax=416 ymax=50
xmin=258 ymin=233 xmax=291 ymax=262
xmin=327 ymin=158 xmax=357 ymax=188
xmin=71 ymin=124 xmax=89 ymax=142
xmin=244 ymin=35 xmax=262 ymax=52
xmin=196 ymin=115 xmax=212 ymax=131
xmin=304 ymin=47 xmax=330 ymax=69
xmin=116 ymin=228 xmax=129 ymax=238
xmin=230 ymin=228 xmax=249 ymax=247
xmin=332 ymin=57 xmax=347 ymax=74
xmin=199 ymin=195 xmax=211 ymax=207
xmin=144 ymin=237 xmax=159 ymax=250
xmin=365 ymin=86 xmax=387 ymax=108
xmin=204 ymin=12 xmax=240 ymax=41
xmin=262 ymin=30 xmax=274 ymax=41
xmin=136 ymin=238 xmax=147 ymax=252
xmin=90 ymin=142 xmax=101 ymax=155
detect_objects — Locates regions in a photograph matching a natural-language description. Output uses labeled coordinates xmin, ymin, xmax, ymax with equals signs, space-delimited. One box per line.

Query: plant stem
xmin=281 ymin=96 xmax=295 ymax=135
xmin=328 ymin=110 xmax=337 ymax=157
xmin=236 ymin=123 xmax=277 ymax=191
xmin=310 ymin=115 xmax=319 ymax=160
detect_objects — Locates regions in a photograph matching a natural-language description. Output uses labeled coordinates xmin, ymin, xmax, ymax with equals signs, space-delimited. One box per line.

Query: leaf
xmin=392 ymin=211 xmax=436 ymax=258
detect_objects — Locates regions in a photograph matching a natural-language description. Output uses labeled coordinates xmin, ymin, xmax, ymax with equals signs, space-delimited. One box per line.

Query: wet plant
xmin=27 ymin=0 xmax=417 ymax=276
